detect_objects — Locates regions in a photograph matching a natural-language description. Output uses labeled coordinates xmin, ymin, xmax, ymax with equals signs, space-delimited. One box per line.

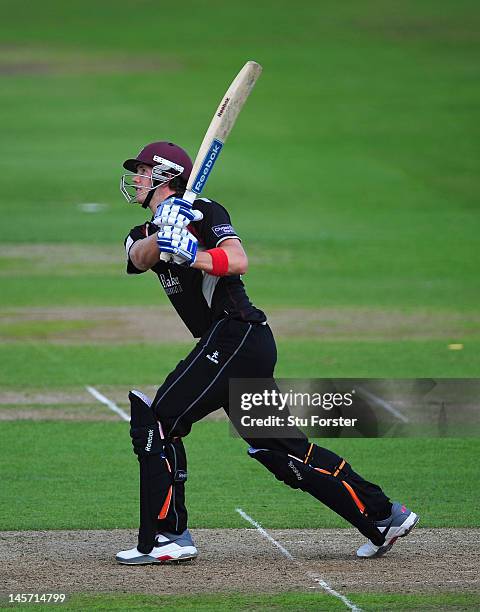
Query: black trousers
xmin=151 ymin=317 xmax=390 ymax=535
xmin=153 ymin=317 xmax=306 ymax=450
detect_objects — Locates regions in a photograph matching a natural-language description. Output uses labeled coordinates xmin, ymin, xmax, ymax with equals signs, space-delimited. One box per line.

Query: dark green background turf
xmin=1 ymin=0 xmax=479 ymax=312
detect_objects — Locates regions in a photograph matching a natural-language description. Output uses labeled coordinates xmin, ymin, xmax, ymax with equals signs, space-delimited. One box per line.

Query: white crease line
xmin=356 ymin=386 xmax=409 ymax=423
xmin=236 ymin=508 xmax=362 ymax=612
xmin=85 ymin=386 xmax=130 ymax=422
xmin=236 ymin=508 xmax=294 ymax=560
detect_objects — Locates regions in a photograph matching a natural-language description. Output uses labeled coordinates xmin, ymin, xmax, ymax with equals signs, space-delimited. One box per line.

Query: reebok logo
xmin=206 ymin=350 xmax=219 ymax=364
xmin=174 ymin=470 xmax=188 ymax=482
xmin=288 ymin=460 xmax=303 ymax=481
xmin=193 ymin=139 xmax=223 ymax=193
xmin=145 ymin=429 xmax=154 ymax=452
xmin=217 ymin=97 xmax=230 ymax=117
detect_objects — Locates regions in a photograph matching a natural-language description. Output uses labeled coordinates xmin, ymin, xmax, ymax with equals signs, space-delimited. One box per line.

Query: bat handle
xmin=182 ymin=189 xmax=197 ymax=204
xmin=159 ymin=189 xmax=198 ymax=262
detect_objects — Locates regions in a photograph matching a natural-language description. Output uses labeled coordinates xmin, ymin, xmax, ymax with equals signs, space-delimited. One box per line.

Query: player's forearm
xmin=130 ymin=235 xmax=248 ymax=275
xmin=129 ymin=234 xmax=161 ymax=271
xmin=191 ymin=248 xmax=248 ymax=276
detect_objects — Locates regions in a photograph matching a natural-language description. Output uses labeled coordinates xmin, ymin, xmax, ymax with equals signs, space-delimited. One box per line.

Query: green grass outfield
xmin=3 ymin=592 xmax=480 ymax=611
xmin=0 ymin=0 xmax=479 ymax=314
xmin=0 ymin=340 xmax=478 ymax=387
xmin=1 ymin=0 xmax=479 ymax=609
xmin=0 ymin=420 xmax=478 ymax=530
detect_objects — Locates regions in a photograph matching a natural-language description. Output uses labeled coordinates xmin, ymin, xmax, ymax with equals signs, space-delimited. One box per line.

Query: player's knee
xmin=248 ymin=444 xmax=348 ymax=491
xmin=150 ymin=396 xmax=190 ymax=440
xmin=129 ymin=390 xmax=166 ymax=456
xmin=248 ymin=447 xmax=305 ymax=490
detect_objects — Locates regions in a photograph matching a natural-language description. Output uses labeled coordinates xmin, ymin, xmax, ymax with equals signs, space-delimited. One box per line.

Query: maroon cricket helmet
xmin=123 ymin=141 xmax=193 ymax=181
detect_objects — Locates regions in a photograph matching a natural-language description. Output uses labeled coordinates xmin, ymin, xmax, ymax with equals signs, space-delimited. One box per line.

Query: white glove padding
xmin=153 ymin=197 xmax=203 ymax=231
xmin=156 ymin=226 xmax=198 ymax=266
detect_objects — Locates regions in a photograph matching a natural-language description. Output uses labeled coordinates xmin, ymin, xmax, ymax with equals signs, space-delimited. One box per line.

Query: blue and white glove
xmin=153 ymin=197 xmax=203 ymax=231
xmin=157 ymin=226 xmax=198 ymax=266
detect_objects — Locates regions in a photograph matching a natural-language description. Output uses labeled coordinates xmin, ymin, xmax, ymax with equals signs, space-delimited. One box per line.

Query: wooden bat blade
xmin=185 ymin=60 xmax=263 ymax=200
xmin=159 ymin=61 xmax=262 ymax=262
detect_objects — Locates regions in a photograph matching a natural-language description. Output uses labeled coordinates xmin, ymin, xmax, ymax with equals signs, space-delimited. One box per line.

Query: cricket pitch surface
xmin=1 ymin=528 xmax=478 ymax=596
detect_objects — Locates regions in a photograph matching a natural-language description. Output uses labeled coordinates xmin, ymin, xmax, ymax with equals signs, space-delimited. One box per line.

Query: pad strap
xmin=206 ymin=247 xmax=229 ymax=276
xmin=250 ymin=446 xmax=389 ymax=545
xmin=309 ymin=456 xmax=364 ymax=513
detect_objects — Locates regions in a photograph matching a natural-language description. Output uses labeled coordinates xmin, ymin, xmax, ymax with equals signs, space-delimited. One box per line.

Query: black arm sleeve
xmin=124 ymin=223 xmax=154 ymax=275
xmin=193 ymin=199 xmax=240 ymax=249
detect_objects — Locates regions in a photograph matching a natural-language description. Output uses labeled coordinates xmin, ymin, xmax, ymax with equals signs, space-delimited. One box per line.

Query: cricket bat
xmin=160 ymin=60 xmax=263 ymax=261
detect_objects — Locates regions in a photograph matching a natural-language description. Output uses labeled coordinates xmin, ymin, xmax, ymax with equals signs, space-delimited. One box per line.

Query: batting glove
xmin=157 ymin=226 xmax=198 ymax=266
xmin=152 ymin=197 xmax=203 ymax=231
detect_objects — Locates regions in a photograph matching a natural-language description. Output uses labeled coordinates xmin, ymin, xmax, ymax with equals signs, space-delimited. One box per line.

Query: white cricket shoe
xmin=116 ymin=529 xmax=198 ymax=565
xmin=356 ymin=502 xmax=419 ymax=558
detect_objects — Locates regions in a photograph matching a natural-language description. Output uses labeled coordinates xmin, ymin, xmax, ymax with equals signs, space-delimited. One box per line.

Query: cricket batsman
xmin=115 ymin=141 xmax=419 ymax=564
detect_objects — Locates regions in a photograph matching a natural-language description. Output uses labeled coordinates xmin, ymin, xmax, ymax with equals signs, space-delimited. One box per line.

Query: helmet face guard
xmin=120 ymin=162 xmax=183 ymax=205
xmin=120 ymin=141 xmax=192 ymax=206
xmin=120 ymin=171 xmax=154 ymax=204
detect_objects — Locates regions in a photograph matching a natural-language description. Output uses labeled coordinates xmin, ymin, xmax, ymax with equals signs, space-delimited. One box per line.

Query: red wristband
xmin=206 ymin=247 xmax=229 ymax=276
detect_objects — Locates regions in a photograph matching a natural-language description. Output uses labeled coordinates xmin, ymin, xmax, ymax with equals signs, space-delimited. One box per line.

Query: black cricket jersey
xmin=124 ymin=197 xmax=266 ymax=338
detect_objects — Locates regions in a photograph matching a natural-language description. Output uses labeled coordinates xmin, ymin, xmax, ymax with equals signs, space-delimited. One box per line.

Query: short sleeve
xmin=194 ymin=199 xmax=240 ymax=249
xmin=124 ymin=224 xmax=150 ymax=274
